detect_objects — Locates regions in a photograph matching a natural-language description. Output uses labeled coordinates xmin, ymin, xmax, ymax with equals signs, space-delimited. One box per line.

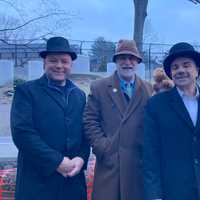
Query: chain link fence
xmin=1 ymin=39 xmax=199 ymax=81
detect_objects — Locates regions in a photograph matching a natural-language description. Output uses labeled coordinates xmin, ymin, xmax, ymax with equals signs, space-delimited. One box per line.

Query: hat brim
xmin=112 ymin=51 xmax=142 ymax=63
xmin=39 ymin=51 xmax=77 ymax=60
xmin=163 ymin=51 xmax=200 ymax=79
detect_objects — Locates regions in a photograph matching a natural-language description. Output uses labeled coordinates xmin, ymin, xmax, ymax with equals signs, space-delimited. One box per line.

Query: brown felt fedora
xmin=113 ymin=39 xmax=142 ymax=63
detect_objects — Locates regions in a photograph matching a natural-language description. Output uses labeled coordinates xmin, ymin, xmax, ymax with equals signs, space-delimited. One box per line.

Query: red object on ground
xmin=0 ymin=155 xmax=96 ymax=200
xmin=86 ymin=155 xmax=96 ymax=200
xmin=0 ymin=168 xmax=16 ymax=200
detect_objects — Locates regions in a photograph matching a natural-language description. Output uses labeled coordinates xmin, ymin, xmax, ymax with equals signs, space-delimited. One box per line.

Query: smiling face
xmin=115 ymin=54 xmax=139 ymax=82
xmin=170 ymin=57 xmax=198 ymax=90
xmin=44 ymin=53 xmax=72 ymax=86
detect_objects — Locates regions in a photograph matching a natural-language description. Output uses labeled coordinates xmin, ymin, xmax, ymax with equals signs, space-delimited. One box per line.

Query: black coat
xmin=11 ymin=75 xmax=90 ymax=200
xmin=143 ymin=87 xmax=200 ymax=200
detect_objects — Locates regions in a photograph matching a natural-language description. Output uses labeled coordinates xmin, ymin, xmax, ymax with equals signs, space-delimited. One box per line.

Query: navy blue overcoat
xmin=144 ymin=87 xmax=200 ymax=200
xmin=11 ymin=75 xmax=90 ymax=200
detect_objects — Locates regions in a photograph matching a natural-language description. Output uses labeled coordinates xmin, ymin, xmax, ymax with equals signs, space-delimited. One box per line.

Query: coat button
xmin=65 ymin=118 xmax=70 ymax=123
xmin=193 ymin=137 xmax=197 ymax=142
xmin=194 ymin=159 xmax=199 ymax=165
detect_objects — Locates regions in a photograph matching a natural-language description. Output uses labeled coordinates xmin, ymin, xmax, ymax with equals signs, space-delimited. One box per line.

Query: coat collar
xmin=124 ymin=75 xmax=145 ymax=121
xmin=106 ymin=72 xmax=127 ymax=117
xmin=169 ymin=87 xmax=196 ymax=130
xmin=37 ymin=74 xmax=76 ymax=110
xmin=195 ymin=95 xmax=200 ymax=132
xmin=38 ymin=74 xmax=76 ymax=89
xmin=106 ymin=71 xmax=144 ymax=120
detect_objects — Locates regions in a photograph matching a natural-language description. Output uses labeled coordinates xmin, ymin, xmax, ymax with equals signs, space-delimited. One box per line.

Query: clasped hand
xmin=56 ymin=157 xmax=84 ymax=178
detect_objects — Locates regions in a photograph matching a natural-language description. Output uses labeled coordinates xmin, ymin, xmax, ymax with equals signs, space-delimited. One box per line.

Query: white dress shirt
xmin=177 ymin=86 xmax=199 ymax=126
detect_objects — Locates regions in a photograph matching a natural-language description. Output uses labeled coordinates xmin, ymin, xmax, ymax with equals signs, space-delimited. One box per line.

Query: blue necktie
xmin=125 ymin=83 xmax=132 ymax=99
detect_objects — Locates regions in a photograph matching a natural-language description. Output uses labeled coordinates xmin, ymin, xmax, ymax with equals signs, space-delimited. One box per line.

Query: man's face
xmin=44 ymin=54 xmax=72 ymax=85
xmin=170 ymin=57 xmax=198 ymax=89
xmin=116 ymin=54 xmax=139 ymax=81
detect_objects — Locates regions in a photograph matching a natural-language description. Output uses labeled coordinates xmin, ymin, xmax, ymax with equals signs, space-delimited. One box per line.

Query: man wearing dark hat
xmin=84 ymin=39 xmax=152 ymax=200
xmin=11 ymin=36 xmax=90 ymax=200
xmin=143 ymin=42 xmax=200 ymax=200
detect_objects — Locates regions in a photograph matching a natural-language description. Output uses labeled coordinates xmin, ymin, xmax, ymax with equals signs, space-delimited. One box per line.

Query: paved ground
xmin=0 ymin=104 xmax=11 ymax=136
xmin=0 ymin=136 xmax=18 ymax=159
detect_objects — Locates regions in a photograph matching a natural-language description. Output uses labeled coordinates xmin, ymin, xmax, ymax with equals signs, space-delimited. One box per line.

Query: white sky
xmin=0 ymin=0 xmax=200 ymax=44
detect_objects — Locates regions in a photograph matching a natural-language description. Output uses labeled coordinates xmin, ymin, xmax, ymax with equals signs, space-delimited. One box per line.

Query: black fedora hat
xmin=163 ymin=42 xmax=200 ymax=78
xmin=39 ymin=37 xmax=77 ymax=60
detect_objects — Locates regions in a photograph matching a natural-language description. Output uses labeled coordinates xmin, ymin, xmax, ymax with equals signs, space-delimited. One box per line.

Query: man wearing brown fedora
xmin=84 ymin=39 xmax=153 ymax=200
xmin=11 ymin=36 xmax=90 ymax=200
xmin=143 ymin=42 xmax=200 ymax=200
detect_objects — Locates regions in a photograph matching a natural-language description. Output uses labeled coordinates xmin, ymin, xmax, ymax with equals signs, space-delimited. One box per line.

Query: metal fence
xmin=0 ymin=39 xmax=200 ymax=81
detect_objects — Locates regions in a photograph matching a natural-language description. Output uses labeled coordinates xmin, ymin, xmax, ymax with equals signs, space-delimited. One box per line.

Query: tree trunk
xmin=133 ymin=0 xmax=148 ymax=54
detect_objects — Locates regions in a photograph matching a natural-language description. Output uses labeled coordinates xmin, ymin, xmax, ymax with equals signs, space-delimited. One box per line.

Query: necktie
xmin=125 ymin=83 xmax=132 ymax=99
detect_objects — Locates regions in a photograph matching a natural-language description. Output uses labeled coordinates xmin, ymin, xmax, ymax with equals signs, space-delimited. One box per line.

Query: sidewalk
xmin=0 ymin=137 xmax=17 ymax=160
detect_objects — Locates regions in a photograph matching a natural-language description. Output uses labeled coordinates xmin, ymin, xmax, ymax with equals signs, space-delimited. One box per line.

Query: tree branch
xmin=0 ymin=0 xmax=25 ymax=21
xmin=188 ymin=0 xmax=200 ymax=4
xmin=0 ymin=12 xmax=70 ymax=32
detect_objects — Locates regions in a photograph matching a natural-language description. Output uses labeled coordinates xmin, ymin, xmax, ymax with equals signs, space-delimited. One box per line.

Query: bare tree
xmin=143 ymin=19 xmax=160 ymax=44
xmin=133 ymin=0 xmax=199 ymax=53
xmin=133 ymin=0 xmax=148 ymax=53
xmin=0 ymin=15 xmax=21 ymax=40
xmin=0 ymin=0 xmax=77 ymax=41
xmin=91 ymin=37 xmax=116 ymax=71
xmin=189 ymin=0 xmax=200 ymax=4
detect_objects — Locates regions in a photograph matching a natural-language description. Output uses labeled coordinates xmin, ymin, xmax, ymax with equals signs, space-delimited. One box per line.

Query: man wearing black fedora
xmin=11 ymin=36 xmax=90 ymax=200
xmin=143 ymin=42 xmax=200 ymax=200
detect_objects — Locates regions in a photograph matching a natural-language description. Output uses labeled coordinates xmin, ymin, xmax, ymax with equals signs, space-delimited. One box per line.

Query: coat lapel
xmin=124 ymin=76 xmax=143 ymax=121
xmin=169 ymin=87 xmax=194 ymax=130
xmin=38 ymin=75 xmax=65 ymax=110
xmin=194 ymin=95 xmax=200 ymax=133
xmin=107 ymin=72 xmax=127 ymax=117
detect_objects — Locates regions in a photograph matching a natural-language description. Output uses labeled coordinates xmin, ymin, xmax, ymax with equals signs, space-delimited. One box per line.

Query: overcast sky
xmin=1 ymin=0 xmax=200 ymax=44
xmin=65 ymin=0 xmax=200 ymax=44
